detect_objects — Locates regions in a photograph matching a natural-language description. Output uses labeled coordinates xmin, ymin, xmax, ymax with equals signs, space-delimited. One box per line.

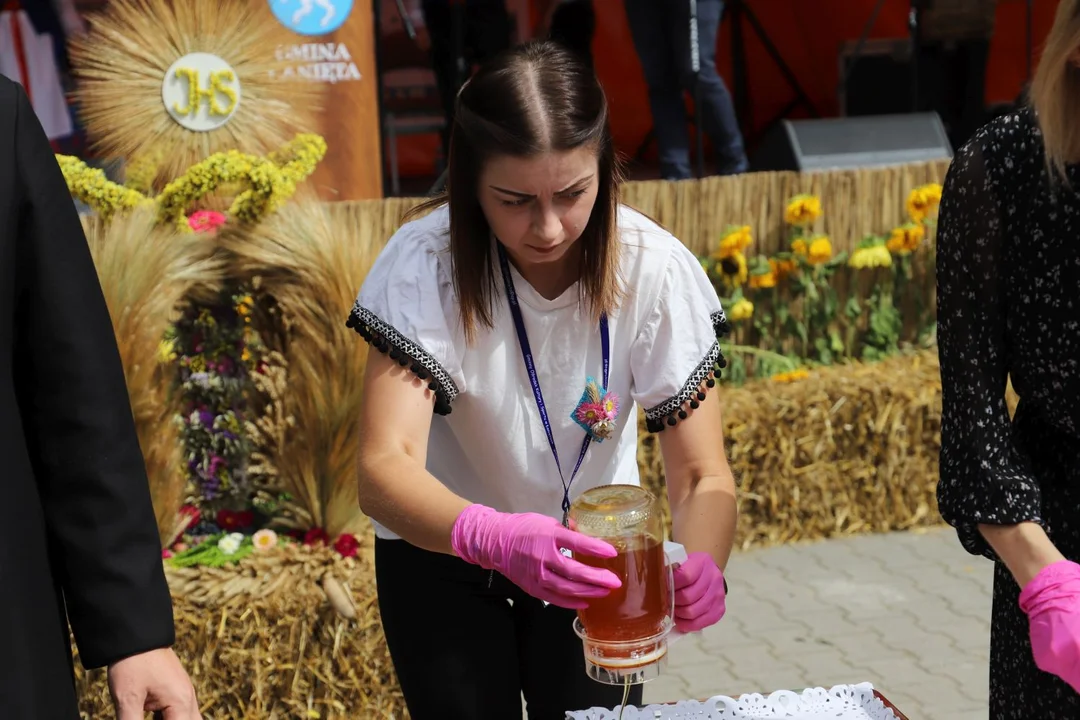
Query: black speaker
xmin=749 ymin=113 xmax=953 ymax=173
xmin=839 ymin=38 xmax=913 ymax=118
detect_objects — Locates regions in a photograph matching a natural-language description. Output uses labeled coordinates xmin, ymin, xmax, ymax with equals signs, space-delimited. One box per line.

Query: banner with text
xmin=270 ymin=0 xmax=382 ymax=200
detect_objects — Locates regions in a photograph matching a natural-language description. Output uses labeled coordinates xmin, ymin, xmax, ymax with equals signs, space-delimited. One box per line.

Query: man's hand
xmin=107 ymin=648 xmax=201 ymax=720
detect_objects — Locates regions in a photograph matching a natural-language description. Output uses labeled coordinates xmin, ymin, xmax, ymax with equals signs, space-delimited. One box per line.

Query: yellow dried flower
xmin=55 ymin=155 xmax=152 ymax=221
xmin=157 ymin=338 xmax=177 ymax=364
xmin=156 ymin=133 xmax=328 ymax=232
xmin=771 ymin=368 xmax=810 ymax=383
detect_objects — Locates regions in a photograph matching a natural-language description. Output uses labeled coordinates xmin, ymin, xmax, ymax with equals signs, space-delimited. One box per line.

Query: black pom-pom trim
xmin=643 ymin=341 xmax=727 ymax=432
xmin=346 ymin=303 xmax=459 ymax=416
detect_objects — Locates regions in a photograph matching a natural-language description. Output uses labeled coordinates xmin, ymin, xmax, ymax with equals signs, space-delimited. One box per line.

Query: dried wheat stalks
xmin=222 ymin=202 xmax=382 ymax=537
xmin=83 ymin=207 xmax=226 ymax=543
xmin=69 ymin=0 xmax=323 ymax=187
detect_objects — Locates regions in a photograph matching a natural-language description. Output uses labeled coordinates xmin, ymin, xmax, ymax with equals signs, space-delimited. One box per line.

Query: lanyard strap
xmin=497 ymin=245 xmax=609 ymax=524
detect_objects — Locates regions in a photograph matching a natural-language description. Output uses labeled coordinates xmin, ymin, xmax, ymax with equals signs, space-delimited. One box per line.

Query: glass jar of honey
xmin=568 ymin=484 xmax=685 ymax=686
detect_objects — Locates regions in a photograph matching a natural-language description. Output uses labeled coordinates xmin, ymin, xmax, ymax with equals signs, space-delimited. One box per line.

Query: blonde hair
xmin=1031 ymin=0 xmax=1080 ymax=182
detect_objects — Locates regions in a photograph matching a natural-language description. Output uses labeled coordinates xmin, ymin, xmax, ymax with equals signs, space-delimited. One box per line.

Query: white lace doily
xmin=565 ymin=683 xmax=900 ymax=720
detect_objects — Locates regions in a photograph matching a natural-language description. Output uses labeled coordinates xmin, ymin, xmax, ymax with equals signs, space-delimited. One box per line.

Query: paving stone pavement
xmin=641 ymin=527 xmax=995 ymax=719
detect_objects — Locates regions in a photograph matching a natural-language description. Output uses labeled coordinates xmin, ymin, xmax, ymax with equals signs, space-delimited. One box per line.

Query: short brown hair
xmin=405 ymin=41 xmax=625 ymax=343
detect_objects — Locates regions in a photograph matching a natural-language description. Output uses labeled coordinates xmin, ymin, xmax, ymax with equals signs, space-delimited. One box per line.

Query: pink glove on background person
xmin=672 ymin=551 xmax=727 ymax=632
xmin=451 ymin=504 xmax=622 ymax=609
xmin=1019 ymin=558 xmax=1080 ymax=694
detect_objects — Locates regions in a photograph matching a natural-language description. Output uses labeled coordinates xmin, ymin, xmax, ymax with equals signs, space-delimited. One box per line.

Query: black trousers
xmin=375 ymin=537 xmax=644 ymax=719
xmin=549 ymin=0 xmax=596 ymax=69
xmin=420 ymin=0 xmax=513 ymax=159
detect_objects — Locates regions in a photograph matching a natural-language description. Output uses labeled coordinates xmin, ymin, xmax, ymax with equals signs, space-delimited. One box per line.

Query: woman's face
xmin=477 ymin=147 xmax=600 ymax=270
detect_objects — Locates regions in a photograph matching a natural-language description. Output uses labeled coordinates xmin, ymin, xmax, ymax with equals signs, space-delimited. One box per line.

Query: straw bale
xmin=639 ymin=350 xmax=945 ymax=549
xmin=72 ymin=351 xmax=946 ymax=717
xmin=74 ymin=532 xmax=405 ymax=720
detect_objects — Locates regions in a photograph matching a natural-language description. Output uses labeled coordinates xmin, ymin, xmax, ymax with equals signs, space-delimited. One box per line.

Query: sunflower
xmin=886 ymin=223 xmax=926 ymax=255
xmin=770 ymin=256 xmax=797 ymax=280
xmin=718 ymin=251 xmax=749 ymax=288
xmin=747 ymin=254 xmax=777 ymax=289
xmin=748 ymin=268 xmax=777 ymax=289
xmin=906 ymin=183 xmax=943 ymax=224
xmin=807 ymin=236 xmax=833 ymax=266
xmin=784 ymin=194 xmax=822 ymax=227
xmin=68 ymin=0 xmax=323 ymax=185
xmin=712 ymin=225 xmax=753 ymax=260
xmin=848 ymin=237 xmax=893 ymax=270
xmin=729 ymin=297 xmax=754 ymax=322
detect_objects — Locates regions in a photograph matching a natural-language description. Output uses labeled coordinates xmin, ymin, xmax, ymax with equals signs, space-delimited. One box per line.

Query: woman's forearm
xmin=980 ymin=521 xmax=1065 ymax=588
xmin=357 ymin=450 xmax=471 ymax=556
xmin=669 ymin=473 xmax=737 ymax=571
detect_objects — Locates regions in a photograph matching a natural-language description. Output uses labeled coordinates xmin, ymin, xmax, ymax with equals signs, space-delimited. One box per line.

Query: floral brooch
xmin=572 ymin=377 xmax=620 ymax=442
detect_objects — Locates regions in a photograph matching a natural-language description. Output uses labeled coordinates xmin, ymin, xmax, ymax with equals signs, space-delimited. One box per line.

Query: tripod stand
xmin=630 ymin=0 xmax=735 ymax=178
xmin=725 ymin=0 xmax=819 ymax=140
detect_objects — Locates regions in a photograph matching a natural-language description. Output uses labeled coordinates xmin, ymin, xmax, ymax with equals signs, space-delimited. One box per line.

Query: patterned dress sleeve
xmin=345 ymin=222 xmax=464 ymax=416
xmin=631 ymin=241 xmax=730 ymax=432
xmin=936 ymin=134 xmax=1041 ymax=559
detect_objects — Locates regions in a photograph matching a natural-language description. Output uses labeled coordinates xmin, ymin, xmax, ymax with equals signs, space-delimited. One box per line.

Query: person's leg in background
xmin=668 ymin=0 xmax=747 ymax=175
xmin=548 ymin=0 xmax=596 ymax=69
xmin=514 ymin=590 xmax=644 ymax=719
xmin=956 ymin=38 xmax=990 ymax=149
xmin=375 ymin=537 xmax=525 ymax=719
xmin=624 ymin=0 xmax=693 ymax=180
xmin=464 ymin=0 xmax=514 ymax=76
xmin=420 ymin=0 xmax=512 ymax=161
xmin=421 ymin=0 xmax=461 ymax=159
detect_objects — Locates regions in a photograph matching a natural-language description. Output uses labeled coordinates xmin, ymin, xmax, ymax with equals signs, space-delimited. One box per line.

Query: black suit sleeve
xmin=9 ymin=81 xmax=176 ymax=668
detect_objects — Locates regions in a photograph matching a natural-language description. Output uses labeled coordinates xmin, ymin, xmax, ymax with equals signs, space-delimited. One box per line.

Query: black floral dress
xmin=937 ymin=105 xmax=1080 ymax=717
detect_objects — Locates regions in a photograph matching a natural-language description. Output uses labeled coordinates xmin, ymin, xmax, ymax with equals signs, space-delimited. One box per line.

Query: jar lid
xmin=568 ymin=485 xmax=658 ymax=537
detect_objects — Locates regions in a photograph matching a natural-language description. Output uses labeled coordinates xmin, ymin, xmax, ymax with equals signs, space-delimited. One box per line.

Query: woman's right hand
xmin=1020 ymin=559 xmax=1080 ymax=693
xmin=451 ymin=504 xmax=622 ymax=609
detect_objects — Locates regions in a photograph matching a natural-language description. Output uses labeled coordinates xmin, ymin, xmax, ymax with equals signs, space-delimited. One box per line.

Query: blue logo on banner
xmin=270 ymin=0 xmax=353 ymax=36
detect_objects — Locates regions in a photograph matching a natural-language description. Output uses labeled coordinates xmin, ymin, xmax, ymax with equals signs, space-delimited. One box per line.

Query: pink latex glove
xmin=450 ymin=504 xmax=622 ymax=609
xmin=672 ymin=551 xmax=727 ymax=632
xmin=1019 ymin=559 xmax=1080 ymax=693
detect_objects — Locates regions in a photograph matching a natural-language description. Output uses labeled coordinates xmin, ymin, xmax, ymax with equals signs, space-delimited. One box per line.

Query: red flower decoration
xmin=333 ymin=533 xmax=359 ymax=558
xmin=179 ymin=505 xmax=201 ymax=531
xmin=216 ymin=509 xmax=254 ymax=531
xmin=187 ymin=210 xmax=227 ymax=234
xmin=304 ymin=527 xmax=330 ymax=546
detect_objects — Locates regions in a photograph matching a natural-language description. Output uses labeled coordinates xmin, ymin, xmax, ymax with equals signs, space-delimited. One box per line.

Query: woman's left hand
xmin=672 ymin=552 xmax=727 ymax=632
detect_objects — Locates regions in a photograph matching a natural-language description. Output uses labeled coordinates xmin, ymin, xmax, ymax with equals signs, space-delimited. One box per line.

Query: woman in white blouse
xmin=349 ymin=40 xmax=737 ymax=719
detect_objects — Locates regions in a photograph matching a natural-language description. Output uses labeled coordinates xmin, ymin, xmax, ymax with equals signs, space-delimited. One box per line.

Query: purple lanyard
xmin=497 ymin=244 xmax=610 ymax=526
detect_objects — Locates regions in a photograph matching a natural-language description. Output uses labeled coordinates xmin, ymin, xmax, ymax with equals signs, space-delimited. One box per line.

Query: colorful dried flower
xmin=187 ymin=210 xmax=227 ymax=233
xmin=333 ymin=533 xmax=360 ymax=558
xmin=252 ymin=529 xmax=278 ymax=552
xmin=217 ymin=532 xmax=244 ymax=555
